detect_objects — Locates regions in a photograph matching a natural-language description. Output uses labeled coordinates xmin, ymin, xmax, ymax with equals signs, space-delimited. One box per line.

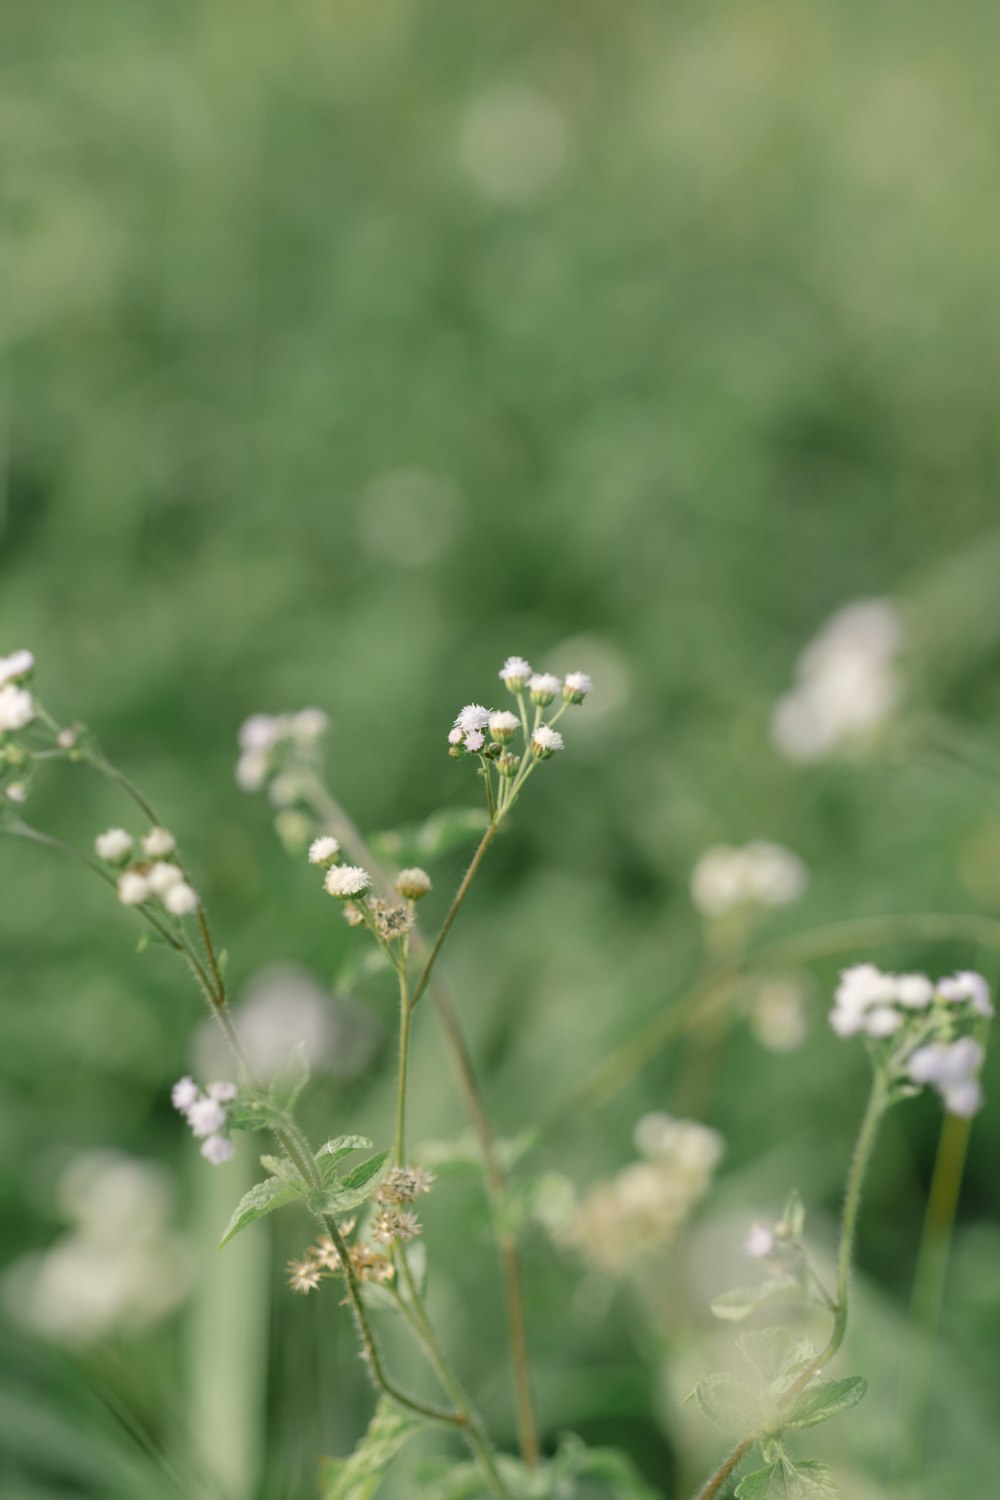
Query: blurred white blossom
xmin=691 ymin=841 xmax=807 ymax=917
xmin=460 ymin=86 xmax=569 ymax=203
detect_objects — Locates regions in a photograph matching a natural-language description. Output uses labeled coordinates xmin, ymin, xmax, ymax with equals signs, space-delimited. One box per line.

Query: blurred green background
xmin=3 ymin=1 xmax=1000 ymax=1496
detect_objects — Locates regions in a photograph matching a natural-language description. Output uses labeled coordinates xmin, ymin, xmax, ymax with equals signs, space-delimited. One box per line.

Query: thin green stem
xmin=689 ymin=1436 xmax=754 ymax=1500
xmin=409 ymin=821 xmax=498 ymax=1014
xmin=395 ymin=943 xmax=411 ymax=1164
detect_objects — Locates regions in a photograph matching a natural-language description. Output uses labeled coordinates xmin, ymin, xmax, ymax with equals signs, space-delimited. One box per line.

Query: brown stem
xmin=690 ymin=1436 xmax=754 ymax=1500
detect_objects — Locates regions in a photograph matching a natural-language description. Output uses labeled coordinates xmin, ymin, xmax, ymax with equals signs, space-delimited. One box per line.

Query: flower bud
xmin=308 ymin=835 xmax=342 ymax=867
xmin=499 ymin=656 xmax=533 ymax=692
xmin=395 ymin=867 xmax=432 ymax=901
xmin=531 ymin=725 xmax=564 ymax=758
xmin=497 ymin=751 xmax=518 ymax=777
xmin=488 ymin=710 xmax=520 ymax=743
xmin=528 ymin=673 xmax=560 ymax=706
xmin=562 ymin=671 xmax=593 ymax=704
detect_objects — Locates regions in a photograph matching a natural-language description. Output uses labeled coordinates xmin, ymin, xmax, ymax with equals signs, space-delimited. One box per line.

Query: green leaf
xmin=779 ymin=1189 xmax=806 ymax=1241
xmin=259 ymin=1154 xmax=303 ymax=1185
xmin=738 ymin=1330 xmax=816 ymax=1393
xmin=785 ymin=1376 xmax=867 ymax=1430
xmin=219 ymin=1176 xmax=303 ymax=1249
xmin=736 ymin=1457 xmax=836 ymax=1500
xmin=268 ymin=1041 xmax=310 ymax=1112
xmin=692 ymin=1373 xmax=763 ymax=1436
xmin=317 ymin=1136 xmax=374 ymax=1180
xmin=369 ymin=806 xmax=490 ymax=866
xmin=711 ymin=1277 xmax=801 ymax=1322
xmin=228 ymin=1096 xmax=285 ymax=1132
xmin=309 ymin=1149 xmax=391 ymax=1214
xmin=319 ymin=1397 xmax=425 ymax=1500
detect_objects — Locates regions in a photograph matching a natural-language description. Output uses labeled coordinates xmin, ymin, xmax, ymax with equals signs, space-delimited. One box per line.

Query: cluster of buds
xmin=95 ymin=825 xmax=199 ymax=917
xmin=171 ymin=1076 xmax=237 ymax=1164
xmin=830 ymin=963 xmax=990 ymax=1116
xmin=286 ymin=1222 xmax=395 ymax=1295
xmin=234 ymin=708 xmax=330 ymax=803
xmin=690 ymin=841 xmax=808 ymax=918
xmin=366 ymin=1163 xmax=435 ymax=1246
xmin=0 ymin=651 xmax=37 ymax=805
xmin=446 ymin=656 xmax=592 ymax=773
xmin=559 ymin=1114 xmax=724 ymax=1275
xmin=309 ymin=838 xmax=433 ymax=936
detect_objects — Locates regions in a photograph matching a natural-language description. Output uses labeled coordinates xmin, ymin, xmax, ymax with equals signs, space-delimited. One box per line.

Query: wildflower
xmin=288 ymin=1257 xmax=323 ymax=1294
xmin=311 ymin=1234 xmax=343 ymax=1271
xmin=464 ymin=729 xmax=485 ymax=752
xmin=938 ymin=970 xmax=993 ymax=1018
xmin=395 ymin=867 xmax=432 ymax=901
xmin=343 ymin=902 xmax=365 ymax=926
xmin=207 ymin=1081 xmax=238 ymax=1102
xmin=4 ymin=782 xmax=27 ymax=803
xmin=499 ymin=656 xmax=533 ymax=691
xmin=145 ymin=861 xmax=180 ymax=897
xmin=201 ymin=1135 xmax=234 ymax=1165
xmin=117 ymin=871 xmax=150 ymax=906
xmin=57 ymin=727 xmax=77 ymax=749
xmin=750 ymin=980 xmax=808 ymax=1053
xmin=0 ymin=685 xmax=35 ymax=732
xmin=690 ymin=843 xmax=807 ymax=917
xmin=141 ymin=827 xmax=175 ymax=858
xmin=95 ymin=828 xmax=134 ymax=863
xmin=828 ymin=963 xmax=897 ymax=1036
xmin=562 ymin=671 xmax=593 ymax=704
xmin=378 ymin=1166 xmax=436 ymax=1204
xmin=497 ymin=751 xmax=518 ymax=776
xmin=745 ymin=1222 xmax=775 ymax=1259
xmin=895 ymin=973 xmax=934 ymax=1009
xmin=235 ymin=750 xmax=269 ymax=792
xmin=164 ymin=881 xmax=199 ymax=916
xmin=351 ymin=1245 xmax=395 ymax=1283
xmin=907 ymin=1038 xmax=985 ymax=1116
xmin=171 ymin=1077 xmax=199 ymax=1113
xmin=447 ymin=727 xmax=464 ymax=746
xmin=325 ymin=865 xmax=372 ymax=899
xmin=532 ymin=724 xmax=564 ymax=758
xmin=308 ymin=836 xmax=341 ymax=867
xmin=488 ymin=710 xmax=520 ymax=742
xmin=0 ymin=650 xmax=34 ymax=687
xmin=453 ymin=704 xmax=492 ymax=735
xmin=370 ymin=899 xmax=414 ymax=941
xmin=239 ymin=714 xmax=283 ymax=751
xmin=864 ymin=1005 xmax=903 ymax=1038
xmin=371 ymin=1209 xmax=421 ymax=1245
xmin=528 ymin=672 xmax=560 ymax=706
xmin=186 ymin=1096 xmax=227 ymax=1138
xmin=290 ymin=707 xmax=329 ymax=742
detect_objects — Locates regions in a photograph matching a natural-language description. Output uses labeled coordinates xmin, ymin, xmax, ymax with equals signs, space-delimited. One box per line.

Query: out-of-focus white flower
xmin=291 ymin=708 xmax=328 ymax=742
xmin=772 ymin=598 xmax=904 ymax=762
xmin=325 ymin=865 xmax=372 ymax=899
xmin=95 ymin=828 xmax=134 ymax=863
xmin=453 ymin=704 xmax=492 ymax=735
xmin=563 ymin=671 xmax=593 ymax=704
xmin=0 ymin=650 xmax=35 ymax=687
xmin=937 ymin=971 xmax=993 ymax=1018
xmin=690 ymin=842 xmax=807 ymax=917
xmin=268 ymin=771 xmax=304 ymax=808
xmin=528 ymin=673 xmax=561 ymax=705
xmin=864 ymin=1005 xmax=903 ymax=1038
xmin=186 ymin=1096 xmax=226 ymax=1138
xmin=142 ymin=827 xmax=175 ymax=858
xmin=239 ymin=714 xmax=283 ymax=751
xmin=829 ymin=963 xmax=897 ymax=1036
xmin=907 ymin=1037 xmax=985 ymax=1116
xmin=200 ymin=1135 xmax=234 ymax=1165
xmin=745 ymin=1222 xmax=775 ymax=1259
xmin=461 ymin=86 xmax=569 ymax=204
xmin=117 ymin=871 xmax=150 ymax=906
xmin=489 ymin=710 xmax=520 ymax=741
xmin=0 ymin=685 xmax=35 ymax=731
xmin=895 ymin=973 xmax=934 ymax=1009
xmin=532 ymin=724 xmax=564 ymax=757
xmin=147 ymin=861 xmax=182 ymax=897
xmin=750 ymin=980 xmax=809 ymax=1053
xmin=308 ymin=836 xmax=341 ymax=866
xmin=396 ymin=867 xmax=432 ymax=901
xmin=235 ymin=749 xmax=269 ymax=792
xmin=207 ymin=1081 xmax=238 ymax=1102
xmin=164 ymin=881 xmax=199 ymax=916
xmin=499 ymin=656 xmax=533 ymax=691
xmin=171 ymin=1077 xmax=199 ymax=1113
xmin=4 ymin=782 xmax=27 ymax=803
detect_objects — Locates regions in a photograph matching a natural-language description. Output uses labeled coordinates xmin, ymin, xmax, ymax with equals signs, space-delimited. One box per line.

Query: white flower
xmin=396 ymin=867 xmax=432 ymax=900
xmin=207 ymin=1081 xmax=238 ymax=1102
xmin=464 ymin=729 xmax=485 ymax=752
xmin=0 ymin=685 xmax=35 ymax=732
xmin=325 ymin=865 xmax=372 ymax=899
xmin=0 ymin=650 xmax=35 ymax=687
xmin=5 ymin=782 xmax=27 ymax=803
xmin=829 ymin=963 xmax=897 ymax=1035
xmin=937 ymin=970 xmax=993 ymax=1018
xmin=864 ymin=1005 xmax=903 ymax=1038
xmin=907 ymin=1038 xmax=985 ymax=1116
xmin=235 ymin=750 xmax=269 ymax=792
xmin=895 ymin=973 xmax=934 ymax=1009
xmin=745 ymin=1222 xmax=775 ymax=1259
xmin=147 ymin=861 xmax=182 ymax=897
xmin=117 ymin=871 xmax=150 ymax=906
xmin=200 ymin=1135 xmax=234 ymax=1165
xmin=453 ymin=704 xmax=492 ymax=734
xmin=690 ymin=847 xmax=745 ymax=916
xmin=499 ymin=656 xmax=533 ymax=691
xmin=164 ymin=881 xmax=199 ymax=916
xmin=268 ymin=772 xmax=303 ymax=808
xmin=95 ymin=829 xmax=134 ymax=863
xmin=488 ymin=710 xmax=520 ymax=741
xmin=290 ymin=707 xmax=329 ymax=742
xmin=742 ymin=841 xmax=808 ymax=906
xmin=563 ymin=671 xmax=593 ymax=703
xmin=447 ymin=726 xmax=464 ymax=746
xmin=308 ymin=836 xmax=341 ymax=866
xmin=941 ymin=1080 xmax=983 ymax=1118
xmin=528 ymin=672 xmax=560 ymax=705
xmin=238 ymin=714 xmax=283 ymax=751
xmin=141 ymin=827 xmax=175 ymax=858
xmin=186 ymin=1097 xmax=227 ymax=1138
xmin=171 ymin=1077 xmax=199 ymax=1113
xmin=532 ymin=724 xmax=564 ymax=757
xmin=690 ymin=842 xmax=807 ymax=917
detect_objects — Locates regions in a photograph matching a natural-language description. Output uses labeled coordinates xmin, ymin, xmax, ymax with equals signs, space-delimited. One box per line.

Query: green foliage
xmin=269 ymin=1041 xmax=311 ymax=1113
xmin=735 ymin=1457 xmax=836 ymax=1499
xmin=784 ymin=1376 xmax=867 ymax=1431
xmin=307 ymin=1149 xmax=391 ymax=1215
xmin=710 ymin=1278 xmax=802 ymax=1323
xmin=691 ymin=1373 xmax=764 ymax=1436
xmin=414 ymin=1434 xmax=658 ymax=1498
xmin=369 ymin=808 xmax=490 ymax=866
xmin=219 ymin=1175 xmax=304 ymax=1249
xmin=318 ymin=1398 xmax=425 ymax=1500
xmin=316 ymin=1136 xmax=377 ymax=1178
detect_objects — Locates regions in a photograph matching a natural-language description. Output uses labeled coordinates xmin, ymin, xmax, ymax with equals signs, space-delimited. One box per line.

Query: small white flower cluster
xmin=772 ymin=599 xmax=904 ymax=762
xmin=690 ymin=841 xmax=808 ymax=917
xmin=94 ymin=825 xmax=199 ymax=916
xmin=446 ymin=656 xmax=591 ymax=762
xmin=235 ymin=708 xmax=329 ymax=796
xmin=560 ymin=1113 xmax=724 ymax=1275
xmin=171 ymin=1076 xmax=237 ymax=1164
xmin=830 ymin=963 xmax=990 ymax=1116
xmin=0 ymin=649 xmax=36 ymax=733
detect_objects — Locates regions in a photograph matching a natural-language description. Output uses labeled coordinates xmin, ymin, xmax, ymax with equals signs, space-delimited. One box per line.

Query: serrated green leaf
xmin=711 ymin=1277 xmax=801 ymax=1322
xmin=785 ymin=1376 xmax=867 ymax=1430
xmin=780 ymin=1189 xmax=806 ymax=1241
xmin=317 ymin=1136 xmax=374 ymax=1181
xmin=228 ymin=1096 xmax=285 ymax=1132
xmin=693 ymin=1373 xmax=763 ymax=1436
xmin=219 ymin=1176 xmax=302 ymax=1249
xmin=268 ymin=1041 xmax=310 ymax=1112
xmin=738 ymin=1330 xmax=816 ymax=1389
xmin=319 ymin=1397 xmax=425 ymax=1499
xmin=340 ymin=1149 xmax=391 ymax=1194
xmin=309 ymin=1149 xmax=391 ymax=1214
xmin=736 ymin=1458 xmax=837 ymax=1500
xmin=259 ymin=1154 xmax=303 ymax=1185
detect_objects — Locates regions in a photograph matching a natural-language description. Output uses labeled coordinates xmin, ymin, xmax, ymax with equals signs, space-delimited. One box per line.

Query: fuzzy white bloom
xmin=164 ymin=881 xmax=199 ymax=916
xmin=895 ymin=972 xmax=935 ymax=1009
xmin=864 ymin=1005 xmax=903 ymax=1039
xmin=5 ymin=782 xmax=27 ymax=803
xmin=308 ymin=836 xmax=341 ymax=866
xmin=563 ymin=671 xmax=593 ymax=703
xmin=499 ymin=656 xmax=533 ymax=690
xmin=907 ymin=1037 xmax=984 ymax=1116
xmin=171 ymin=1077 xmax=199 ymax=1113
xmin=528 ymin=672 xmax=561 ymax=705
xmin=186 ymin=1096 xmax=227 ymax=1138
xmin=447 ymin=726 xmax=464 ymax=745
xmin=268 ymin=772 xmax=304 ymax=808
xmin=235 ymin=750 xmax=269 ymax=792
xmin=95 ymin=829 xmax=134 ymax=862
xmin=0 ymin=685 xmax=35 ymax=732
xmin=141 ymin=827 xmax=175 ymax=858
xmin=453 ymin=704 xmax=492 ymax=734
xmin=325 ymin=864 xmax=372 ymax=899
xmin=937 ymin=970 xmax=993 ymax=1018
xmin=828 ymin=963 xmax=897 ymax=1035
xmin=117 ymin=871 xmax=150 ymax=906
xmin=750 ymin=981 xmax=808 ymax=1053
xmin=290 ymin=707 xmax=329 ymax=742
xmin=532 ymin=724 xmax=564 ymax=757
xmin=200 ymin=1135 xmax=234 ymax=1165
xmin=465 ymin=729 xmax=486 ymax=752
xmin=690 ymin=842 xmax=807 ymax=917
xmin=0 ymin=650 xmax=35 ymax=687
xmin=488 ymin=710 xmax=520 ymax=741
xmin=772 ymin=599 xmax=904 ymax=762
xmin=745 ymin=1222 xmax=775 ymax=1259
xmin=238 ymin=714 xmax=283 ymax=751
xmin=207 ymin=1081 xmax=238 ymax=1102
xmin=147 ymin=861 xmax=182 ymax=897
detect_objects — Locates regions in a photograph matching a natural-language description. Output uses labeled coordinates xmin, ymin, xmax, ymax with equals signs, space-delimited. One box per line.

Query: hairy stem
xmin=395 ymin=947 xmax=411 ymax=1164
xmin=690 ymin=1436 xmax=754 ymax=1500
xmin=409 ymin=821 xmax=498 ymax=1015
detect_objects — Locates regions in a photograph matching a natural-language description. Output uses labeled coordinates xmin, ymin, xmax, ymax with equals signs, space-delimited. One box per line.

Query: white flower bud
xmin=937 ymin=970 xmax=993 ymax=1018
xmin=744 ymin=1222 xmax=775 ymax=1259
xmin=164 ymin=881 xmax=199 ymax=916
xmin=528 ymin=673 xmax=560 ymax=706
xmin=147 ymin=861 xmax=182 ymax=897
xmin=117 ymin=871 xmax=150 ymax=906
xmin=186 ymin=1096 xmax=227 ymax=1138
xmin=0 ymin=685 xmax=35 ymax=732
xmin=96 ymin=828 xmax=135 ymax=863
xmin=488 ymin=710 xmax=520 ymax=742
xmin=5 ymin=782 xmax=28 ymax=803
xmin=235 ymin=749 xmax=269 ymax=792
xmin=171 ymin=1076 xmax=199 ymax=1113
xmin=562 ymin=671 xmax=593 ymax=704
xmin=291 ymin=707 xmax=329 ymax=742
xmin=499 ymin=656 xmax=533 ymax=692
xmin=864 ymin=1005 xmax=902 ymax=1038
xmin=308 ymin=836 xmax=341 ymax=867
xmin=531 ymin=724 xmax=564 ymax=758
xmin=238 ymin=713 xmax=282 ymax=751
xmin=0 ymin=650 xmax=35 ymax=687
xmin=895 ymin=973 xmax=934 ymax=1009
xmin=201 ymin=1134 xmax=234 ymax=1165
xmin=395 ymin=867 xmax=432 ymax=901
xmin=325 ymin=865 xmax=372 ymax=899
xmin=207 ymin=1081 xmax=238 ymax=1102
xmin=142 ymin=826 xmax=176 ymax=858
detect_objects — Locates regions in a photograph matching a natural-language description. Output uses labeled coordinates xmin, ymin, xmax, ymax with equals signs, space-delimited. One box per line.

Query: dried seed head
xmin=370 ymin=1209 xmax=422 ymax=1245
xmin=378 ymin=1165 xmax=436 ymax=1204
